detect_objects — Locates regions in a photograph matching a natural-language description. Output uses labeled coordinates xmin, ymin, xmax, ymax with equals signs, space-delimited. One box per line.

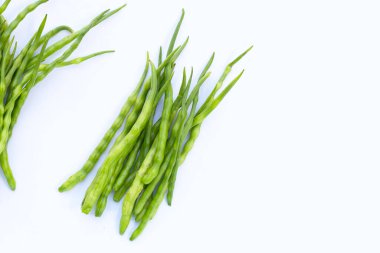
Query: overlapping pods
xmin=0 ymin=0 xmax=124 ymax=190
xmin=59 ymin=10 xmax=252 ymax=240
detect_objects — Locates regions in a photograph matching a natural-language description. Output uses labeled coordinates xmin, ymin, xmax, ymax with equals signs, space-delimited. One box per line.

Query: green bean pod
xmin=0 ymin=35 xmax=49 ymax=190
xmin=0 ymin=149 xmax=14 ymax=190
xmin=94 ymin=158 xmax=124 ymax=217
xmin=166 ymin=95 xmax=199 ymax=205
xmin=119 ymin=136 xmax=159 ymax=234
xmin=113 ymin=130 xmax=145 ymax=192
xmin=0 ymin=15 xmax=47 ymax=155
xmin=113 ymin=169 xmax=136 ymax=202
xmin=142 ymin=73 xmax=174 ymax=184
xmin=0 ymin=0 xmax=47 ymax=48
xmin=0 ymin=0 xmax=11 ymax=15
xmin=193 ymin=70 xmax=244 ymax=127
xmin=130 ymin=103 xmax=187 ymax=240
xmin=81 ymin=62 xmax=158 ymax=215
xmin=197 ymin=46 xmax=252 ymax=114
xmin=58 ymin=56 xmax=149 ymax=192
xmin=134 ymin=149 xmax=173 ymax=215
xmin=135 ymin=195 xmax=152 ymax=222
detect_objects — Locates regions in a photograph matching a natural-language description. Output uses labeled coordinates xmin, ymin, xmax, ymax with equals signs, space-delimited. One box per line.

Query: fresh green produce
xmin=0 ymin=0 xmax=124 ymax=190
xmin=59 ymin=9 xmax=252 ymax=240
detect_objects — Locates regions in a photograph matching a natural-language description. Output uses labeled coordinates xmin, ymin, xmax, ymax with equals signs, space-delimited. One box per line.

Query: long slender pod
xmin=0 ymin=0 xmax=11 ymax=15
xmin=0 ymin=37 xmax=49 ymax=190
xmin=58 ymin=55 xmax=149 ymax=192
xmin=197 ymin=46 xmax=252 ymax=114
xmin=27 ymin=5 xmax=126 ymax=68
xmin=166 ymin=94 xmax=200 ymax=205
xmin=82 ymin=62 xmax=158 ymax=214
xmin=0 ymin=15 xmax=48 ymax=155
xmin=130 ymin=92 xmax=188 ymax=240
xmin=0 ymin=0 xmax=48 ymax=48
xmin=141 ymin=66 xmax=174 ymax=184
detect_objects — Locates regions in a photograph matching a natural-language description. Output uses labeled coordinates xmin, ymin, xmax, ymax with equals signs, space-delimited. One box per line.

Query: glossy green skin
xmin=113 ymin=123 xmax=161 ymax=202
xmin=62 ymin=45 xmax=185 ymax=192
xmin=95 ymin=132 xmax=144 ymax=216
xmin=0 ymin=28 xmax=49 ymax=190
xmin=9 ymin=51 xmax=112 ymax=142
xmin=134 ymin=144 xmax=174 ymax=215
xmin=131 ymin=63 xmax=247 ymax=239
xmin=135 ymin=68 xmax=200 ymax=210
xmin=5 ymin=32 xmax=37 ymax=87
xmin=0 ymin=14 xmax=47 ymax=188
xmin=0 ymin=16 xmax=48 ymax=155
xmin=133 ymin=71 xmax=178 ymax=210
xmin=5 ymin=38 xmax=16 ymax=73
xmin=94 ymin=158 xmax=124 ymax=217
xmin=117 ymin=70 xmax=174 ymax=223
xmin=4 ymin=24 xmax=73 ymax=86
xmin=81 ymin=62 xmax=158 ymax=215
xmin=134 ymin=196 xmax=152 ymax=222
xmin=166 ymin=71 xmax=244 ymax=201
xmin=0 ymin=0 xmax=124 ymax=190
xmin=132 ymin=48 xmax=250 ymax=221
xmin=51 ymin=5 xmax=250 ymax=240
xmin=114 ymin=75 xmax=171 ymax=197
xmin=71 ymin=45 xmax=182 ymax=204
xmin=55 ymin=50 xmax=112 ymax=68
xmin=58 ymin=57 xmax=149 ymax=193
xmin=166 ymin=47 xmax=252 ymax=205
xmin=166 ymin=9 xmax=185 ymax=57
xmin=37 ymin=26 xmax=73 ymax=48
xmin=114 ymin=78 xmax=151 ymax=145
xmin=0 ymin=36 xmax=14 ymax=130
xmin=113 ymin=170 xmax=136 ymax=202
xmin=0 ymin=0 xmax=11 ymax=14
xmin=198 ymin=46 xmax=253 ymax=114
xmin=142 ymin=70 xmax=174 ymax=184
xmin=130 ymin=96 xmax=188 ymax=240
xmin=0 ymin=0 xmax=47 ymax=49
xmin=166 ymin=95 xmax=199 ymax=205
xmin=0 ymin=149 xmax=14 ymax=190
xmin=113 ymin=133 xmax=144 ymax=192
xmin=128 ymin=66 xmax=190 ymax=238
xmin=27 ymin=6 xmax=126 ymax=68
xmin=193 ymin=70 xmax=245 ymax=126
xmin=119 ymin=136 xmax=158 ymax=234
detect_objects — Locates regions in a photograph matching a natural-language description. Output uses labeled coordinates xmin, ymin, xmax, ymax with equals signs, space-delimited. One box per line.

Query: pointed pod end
xmin=119 ymin=224 xmax=127 ymax=235
xmin=228 ymin=45 xmax=254 ymax=67
xmin=41 ymin=14 xmax=48 ymax=25
xmin=130 ymin=233 xmax=139 ymax=241
xmin=167 ymin=197 xmax=172 ymax=206
xmin=95 ymin=210 xmax=103 ymax=217
xmin=58 ymin=186 xmax=65 ymax=193
xmin=81 ymin=202 xmax=92 ymax=215
xmin=113 ymin=3 xmax=127 ymax=14
xmin=9 ymin=182 xmax=16 ymax=191
xmin=181 ymin=8 xmax=186 ymax=18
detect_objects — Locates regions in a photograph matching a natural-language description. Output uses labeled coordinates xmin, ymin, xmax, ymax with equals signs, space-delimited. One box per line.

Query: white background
xmin=0 ymin=0 xmax=379 ymax=252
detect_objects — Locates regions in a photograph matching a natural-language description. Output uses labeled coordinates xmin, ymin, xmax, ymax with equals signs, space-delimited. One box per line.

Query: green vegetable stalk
xmin=59 ymin=8 xmax=252 ymax=241
xmin=0 ymin=0 xmax=125 ymax=190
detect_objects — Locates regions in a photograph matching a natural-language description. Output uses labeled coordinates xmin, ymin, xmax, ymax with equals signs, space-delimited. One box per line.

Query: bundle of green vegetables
xmin=59 ymin=10 xmax=252 ymax=240
xmin=0 ymin=0 xmax=124 ymax=190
